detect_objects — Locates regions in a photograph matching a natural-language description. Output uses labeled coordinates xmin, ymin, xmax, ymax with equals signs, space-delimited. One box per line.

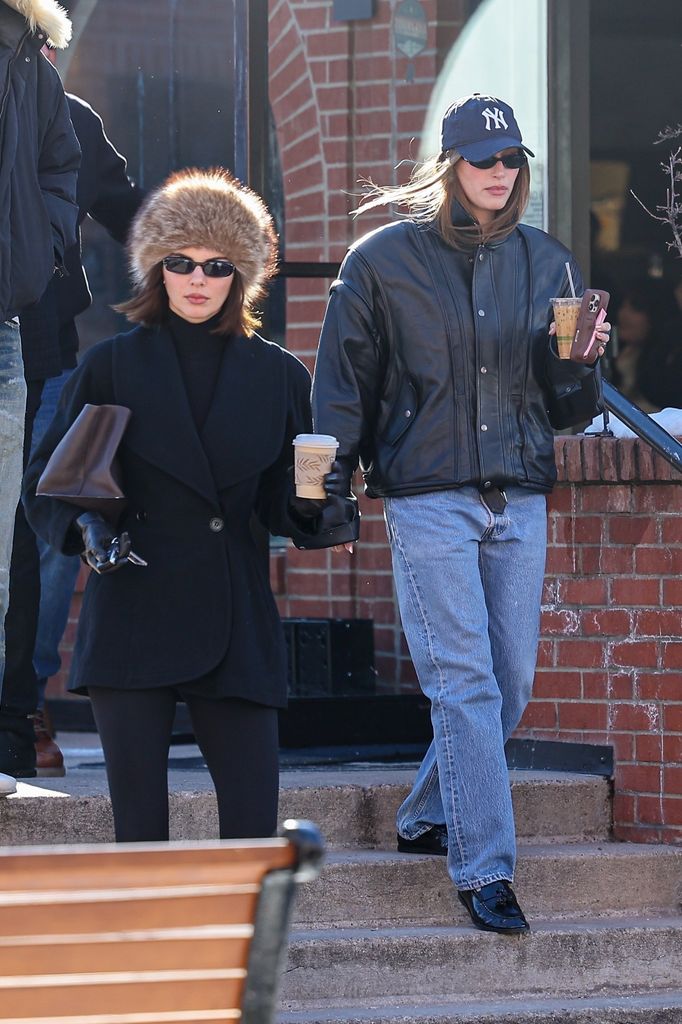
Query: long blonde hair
xmin=354 ymin=152 xmax=530 ymax=250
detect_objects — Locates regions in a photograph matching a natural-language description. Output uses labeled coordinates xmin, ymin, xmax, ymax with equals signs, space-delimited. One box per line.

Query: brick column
xmin=526 ymin=436 xmax=682 ymax=845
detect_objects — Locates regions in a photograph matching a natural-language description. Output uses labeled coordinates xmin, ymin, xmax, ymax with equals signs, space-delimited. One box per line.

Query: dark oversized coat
xmin=24 ymin=324 xmax=313 ymax=708
xmin=19 ymin=93 xmax=145 ymax=380
xmin=0 ymin=2 xmax=80 ymax=321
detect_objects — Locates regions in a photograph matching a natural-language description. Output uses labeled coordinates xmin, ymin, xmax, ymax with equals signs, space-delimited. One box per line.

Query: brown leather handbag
xmin=36 ymin=403 xmax=131 ymax=519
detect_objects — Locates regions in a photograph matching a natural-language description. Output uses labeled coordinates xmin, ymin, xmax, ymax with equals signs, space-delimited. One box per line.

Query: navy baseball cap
xmin=441 ymin=94 xmax=535 ymax=161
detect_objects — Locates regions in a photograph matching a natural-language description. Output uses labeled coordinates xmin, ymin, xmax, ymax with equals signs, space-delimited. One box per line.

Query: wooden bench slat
xmin=1 ymin=1013 xmax=237 ymax=1024
xmin=0 ymin=924 xmax=252 ymax=946
xmin=0 ymin=934 xmax=251 ymax=975
xmin=1 ymin=975 xmax=244 ymax=1015
xmin=0 ymin=891 xmax=258 ymax=936
xmin=0 ymin=841 xmax=296 ymax=893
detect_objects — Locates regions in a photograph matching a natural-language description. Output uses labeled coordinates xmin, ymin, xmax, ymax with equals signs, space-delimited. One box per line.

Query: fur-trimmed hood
xmin=128 ymin=167 xmax=278 ymax=309
xmin=2 ymin=0 xmax=72 ymax=48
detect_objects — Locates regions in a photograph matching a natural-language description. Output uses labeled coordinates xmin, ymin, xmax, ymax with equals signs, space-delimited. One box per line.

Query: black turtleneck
xmin=167 ymin=311 xmax=229 ymax=430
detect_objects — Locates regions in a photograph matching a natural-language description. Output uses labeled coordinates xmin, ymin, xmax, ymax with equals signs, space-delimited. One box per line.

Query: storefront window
xmin=58 ymin=0 xmax=241 ymax=348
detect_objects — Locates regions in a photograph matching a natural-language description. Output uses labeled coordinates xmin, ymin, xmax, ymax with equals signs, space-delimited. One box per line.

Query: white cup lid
xmin=293 ymin=433 xmax=338 ymax=446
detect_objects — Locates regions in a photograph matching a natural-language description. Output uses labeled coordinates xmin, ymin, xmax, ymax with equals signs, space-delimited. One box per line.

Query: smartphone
xmin=571 ymin=289 xmax=610 ymax=362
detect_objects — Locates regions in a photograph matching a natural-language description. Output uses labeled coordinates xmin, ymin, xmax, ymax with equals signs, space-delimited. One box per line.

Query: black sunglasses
xmin=162 ymin=255 xmax=236 ymax=278
xmin=464 ymin=151 xmax=527 ymax=170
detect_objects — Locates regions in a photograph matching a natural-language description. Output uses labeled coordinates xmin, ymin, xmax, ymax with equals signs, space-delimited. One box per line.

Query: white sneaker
xmin=0 ymin=772 xmax=17 ymax=796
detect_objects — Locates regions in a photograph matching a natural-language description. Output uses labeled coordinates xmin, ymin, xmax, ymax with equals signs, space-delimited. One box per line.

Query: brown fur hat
xmin=128 ymin=167 xmax=278 ymax=308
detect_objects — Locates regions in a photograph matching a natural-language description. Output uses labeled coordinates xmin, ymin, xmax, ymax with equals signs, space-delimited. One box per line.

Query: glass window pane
xmin=59 ymin=0 xmax=239 ymax=348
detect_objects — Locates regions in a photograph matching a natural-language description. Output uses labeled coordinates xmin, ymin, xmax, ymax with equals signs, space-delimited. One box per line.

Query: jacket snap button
xmin=481 ymin=424 xmax=488 ymax=432
xmin=209 ymin=517 xmax=224 ymax=532
xmin=136 ymin=510 xmax=147 ymax=522
xmin=478 ymin=309 xmax=485 ymax=317
xmin=480 ymin=366 xmax=487 ymax=374
xmin=405 ymin=409 xmax=411 ymax=417
xmin=25 ymin=56 xmax=31 ymax=62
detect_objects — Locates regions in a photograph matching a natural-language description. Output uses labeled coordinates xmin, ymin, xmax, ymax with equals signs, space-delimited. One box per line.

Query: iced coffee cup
xmin=293 ymin=434 xmax=338 ymax=498
xmin=551 ymin=297 xmax=582 ymax=359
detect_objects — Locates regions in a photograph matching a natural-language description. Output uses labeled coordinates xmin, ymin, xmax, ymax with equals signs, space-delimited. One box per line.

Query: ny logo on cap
xmin=481 ymin=107 xmax=508 ymax=132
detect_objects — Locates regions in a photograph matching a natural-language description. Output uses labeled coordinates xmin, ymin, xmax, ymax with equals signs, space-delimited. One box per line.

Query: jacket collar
xmin=115 ymin=325 xmax=285 ymax=506
xmin=448 ymin=198 xmax=516 ymax=251
xmin=1 ymin=0 xmax=72 ymax=49
xmin=449 ymin=198 xmax=477 ymax=230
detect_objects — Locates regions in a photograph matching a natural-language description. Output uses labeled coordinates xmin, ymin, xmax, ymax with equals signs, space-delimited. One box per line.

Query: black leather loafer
xmin=458 ymin=880 xmax=530 ymax=934
xmin=396 ymin=826 xmax=448 ymax=856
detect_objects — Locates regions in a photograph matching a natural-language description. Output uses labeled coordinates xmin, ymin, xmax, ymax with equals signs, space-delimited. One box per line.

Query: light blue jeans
xmin=30 ymin=369 xmax=80 ymax=703
xmin=385 ymin=486 xmax=547 ymax=890
xmin=0 ymin=319 xmax=27 ymax=696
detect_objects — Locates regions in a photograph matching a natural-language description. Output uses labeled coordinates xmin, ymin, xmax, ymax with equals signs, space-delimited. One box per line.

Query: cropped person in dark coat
xmin=0 ymin=0 xmax=79 ymax=790
xmin=9 ymin=91 xmax=145 ymax=778
xmin=25 ymin=168 xmax=344 ymax=841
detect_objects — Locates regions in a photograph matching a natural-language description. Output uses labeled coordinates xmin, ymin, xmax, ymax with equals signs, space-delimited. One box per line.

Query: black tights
xmin=89 ymin=687 xmax=279 ymax=843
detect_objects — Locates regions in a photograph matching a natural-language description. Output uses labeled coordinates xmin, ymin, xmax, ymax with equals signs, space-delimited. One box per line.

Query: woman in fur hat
xmin=24 ymin=167 xmax=353 ymax=842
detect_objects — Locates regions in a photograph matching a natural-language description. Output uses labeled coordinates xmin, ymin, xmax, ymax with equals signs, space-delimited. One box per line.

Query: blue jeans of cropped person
xmin=30 ymin=369 xmax=79 ymax=707
xmin=385 ymin=486 xmax=547 ymax=891
xmin=0 ymin=319 xmax=27 ymax=699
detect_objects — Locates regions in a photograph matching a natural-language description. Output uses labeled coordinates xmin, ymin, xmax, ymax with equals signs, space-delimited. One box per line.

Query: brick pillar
xmin=523 ymin=436 xmax=682 ymax=845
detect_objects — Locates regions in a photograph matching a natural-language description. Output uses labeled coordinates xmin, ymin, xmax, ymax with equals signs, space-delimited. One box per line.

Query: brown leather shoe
xmin=33 ymin=708 xmax=65 ymax=778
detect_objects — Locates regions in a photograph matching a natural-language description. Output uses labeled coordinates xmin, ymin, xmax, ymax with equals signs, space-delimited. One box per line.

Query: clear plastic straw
xmin=565 ymin=261 xmax=576 ymax=298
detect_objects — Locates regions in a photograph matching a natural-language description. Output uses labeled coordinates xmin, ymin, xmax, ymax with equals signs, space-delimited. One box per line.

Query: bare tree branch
xmin=631 ymin=146 xmax=682 ymax=259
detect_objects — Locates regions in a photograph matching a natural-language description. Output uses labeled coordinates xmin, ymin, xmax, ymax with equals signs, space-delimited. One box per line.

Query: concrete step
xmin=281 ymin=770 xmax=611 ymax=848
xmin=280 ymin=916 xmax=682 ymax=1004
xmin=278 ymin=991 xmax=682 ymax=1024
xmin=292 ymin=843 xmax=682 ymax=928
xmin=0 ymin=764 xmax=611 ymax=846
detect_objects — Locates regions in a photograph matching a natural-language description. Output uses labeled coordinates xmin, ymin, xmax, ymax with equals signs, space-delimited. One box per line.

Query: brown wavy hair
xmin=354 ymin=151 xmax=530 ymax=250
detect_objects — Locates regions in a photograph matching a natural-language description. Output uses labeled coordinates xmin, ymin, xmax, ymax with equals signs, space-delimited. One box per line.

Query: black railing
xmin=599 ymin=380 xmax=682 ymax=474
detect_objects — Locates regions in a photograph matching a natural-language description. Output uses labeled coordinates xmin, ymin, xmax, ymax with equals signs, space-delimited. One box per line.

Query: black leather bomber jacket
xmin=312 ymin=212 xmax=601 ymax=498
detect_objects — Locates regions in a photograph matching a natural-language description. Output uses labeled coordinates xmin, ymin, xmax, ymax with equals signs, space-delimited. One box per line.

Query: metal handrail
xmin=598 ymin=380 xmax=682 ymax=474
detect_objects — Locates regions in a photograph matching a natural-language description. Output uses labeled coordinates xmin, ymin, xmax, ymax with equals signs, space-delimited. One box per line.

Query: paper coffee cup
xmin=293 ymin=433 xmax=339 ymax=498
xmin=551 ymin=297 xmax=582 ymax=359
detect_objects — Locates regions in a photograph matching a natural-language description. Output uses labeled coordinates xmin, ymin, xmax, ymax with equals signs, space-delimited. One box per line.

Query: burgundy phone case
xmin=571 ymin=289 xmax=610 ymax=362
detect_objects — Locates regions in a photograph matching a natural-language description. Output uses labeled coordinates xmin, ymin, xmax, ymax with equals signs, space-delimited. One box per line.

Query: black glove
xmin=289 ymin=459 xmax=349 ymax=521
xmin=76 ymin=512 xmax=131 ymax=574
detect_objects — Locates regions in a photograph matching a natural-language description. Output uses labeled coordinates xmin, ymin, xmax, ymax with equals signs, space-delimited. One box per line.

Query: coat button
xmin=136 ymin=510 xmax=147 ymax=522
xmin=209 ymin=516 xmax=224 ymax=532
xmin=478 ymin=309 xmax=485 ymax=317
xmin=480 ymin=366 xmax=487 ymax=374
xmin=480 ymin=424 xmax=488 ymax=432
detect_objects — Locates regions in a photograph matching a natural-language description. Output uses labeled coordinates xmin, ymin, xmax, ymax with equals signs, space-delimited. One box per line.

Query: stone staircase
xmin=2 ymin=753 xmax=681 ymax=1022
xmin=279 ymin=769 xmax=682 ymax=1024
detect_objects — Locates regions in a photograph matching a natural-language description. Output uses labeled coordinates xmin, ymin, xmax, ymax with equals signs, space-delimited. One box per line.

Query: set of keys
xmin=94 ymin=535 xmax=148 ymax=572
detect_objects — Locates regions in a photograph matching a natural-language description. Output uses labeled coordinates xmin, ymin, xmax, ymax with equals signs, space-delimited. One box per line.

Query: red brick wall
xmin=529 ymin=437 xmax=682 ymax=845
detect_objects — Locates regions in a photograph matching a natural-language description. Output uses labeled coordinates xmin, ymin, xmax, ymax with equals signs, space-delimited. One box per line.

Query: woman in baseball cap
xmin=312 ymin=94 xmax=611 ymax=934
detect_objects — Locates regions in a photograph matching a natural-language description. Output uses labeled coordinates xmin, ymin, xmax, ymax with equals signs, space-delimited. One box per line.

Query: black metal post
xmin=233 ymin=0 xmax=249 ymax=183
